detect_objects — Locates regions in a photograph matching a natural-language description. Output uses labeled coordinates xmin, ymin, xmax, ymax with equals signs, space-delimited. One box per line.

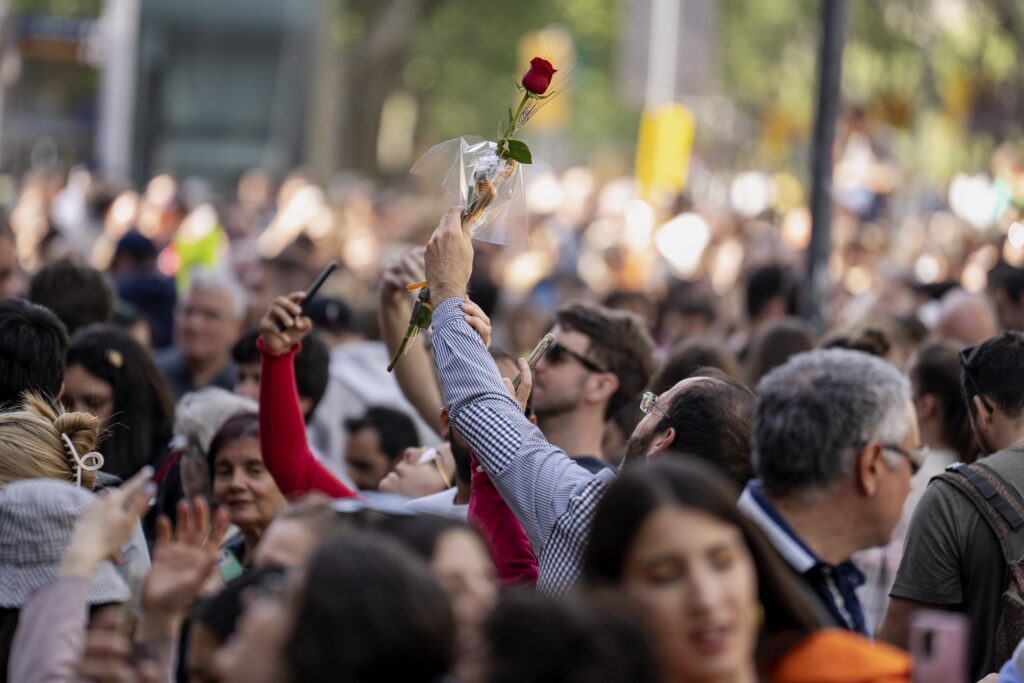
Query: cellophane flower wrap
xmin=387 ymin=56 xmax=567 ymax=372
xmin=411 ymin=136 xmax=527 ymax=246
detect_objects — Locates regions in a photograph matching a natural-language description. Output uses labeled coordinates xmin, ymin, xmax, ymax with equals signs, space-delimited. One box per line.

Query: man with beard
xmin=530 ymin=302 xmax=657 ymax=472
xmin=423 ymin=208 xmax=756 ymax=593
xmin=880 ymin=332 xmax=1024 ymax=680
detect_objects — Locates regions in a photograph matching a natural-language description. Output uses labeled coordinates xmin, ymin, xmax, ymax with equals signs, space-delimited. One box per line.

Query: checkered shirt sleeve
xmin=431 ymin=297 xmax=615 ymax=593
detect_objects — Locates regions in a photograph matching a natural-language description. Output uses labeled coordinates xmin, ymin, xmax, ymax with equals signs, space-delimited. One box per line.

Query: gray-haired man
xmin=158 ymin=268 xmax=246 ymax=398
xmin=738 ymin=348 xmax=921 ymax=634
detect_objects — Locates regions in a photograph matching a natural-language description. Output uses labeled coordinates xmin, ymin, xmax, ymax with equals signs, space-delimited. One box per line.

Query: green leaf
xmin=508 ymin=106 xmax=514 ymax=125
xmin=505 ymin=139 xmax=532 ymax=164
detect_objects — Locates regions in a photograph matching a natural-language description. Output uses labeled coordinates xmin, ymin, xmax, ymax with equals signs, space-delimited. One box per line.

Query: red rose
xmin=522 ymin=57 xmax=557 ymax=95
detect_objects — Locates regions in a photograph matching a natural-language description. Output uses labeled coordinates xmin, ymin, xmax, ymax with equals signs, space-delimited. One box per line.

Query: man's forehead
xmin=550 ymin=324 xmax=592 ymax=348
xmin=187 ymin=288 xmax=233 ymax=309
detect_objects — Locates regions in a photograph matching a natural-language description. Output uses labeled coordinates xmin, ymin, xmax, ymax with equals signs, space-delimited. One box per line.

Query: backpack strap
xmin=939 ymin=462 xmax=1024 ymax=563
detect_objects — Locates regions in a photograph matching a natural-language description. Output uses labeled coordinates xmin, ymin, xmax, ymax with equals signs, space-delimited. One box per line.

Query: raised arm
xmin=425 ymin=209 xmax=607 ymax=552
xmin=10 ymin=471 xmax=154 ymax=683
xmin=259 ymin=294 xmax=358 ymax=499
xmin=380 ymin=247 xmax=444 ymax=435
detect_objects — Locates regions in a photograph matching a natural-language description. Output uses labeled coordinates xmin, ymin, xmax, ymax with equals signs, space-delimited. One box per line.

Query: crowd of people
xmin=0 ymin=148 xmax=1022 ymax=683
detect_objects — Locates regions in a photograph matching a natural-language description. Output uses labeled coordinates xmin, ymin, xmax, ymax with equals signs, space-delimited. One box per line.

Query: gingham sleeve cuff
xmin=430 ymin=296 xmax=466 ymax=332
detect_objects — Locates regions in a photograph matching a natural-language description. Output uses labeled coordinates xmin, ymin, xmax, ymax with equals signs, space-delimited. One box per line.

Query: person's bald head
xmin=622 ymin=368 xmax=754 ymax=486
xmin=936 ymin=290 xmax=998 ymax=346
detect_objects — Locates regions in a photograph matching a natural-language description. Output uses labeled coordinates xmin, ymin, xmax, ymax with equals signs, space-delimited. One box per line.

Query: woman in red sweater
xmin=258 ymin=294 xmax=358 ymax=500
xmin=258 ymin=292 xmax=538 ymax=586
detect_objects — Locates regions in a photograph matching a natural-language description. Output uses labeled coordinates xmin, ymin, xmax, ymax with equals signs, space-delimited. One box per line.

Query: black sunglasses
xmin=959 ymin=346 xmax=995 ymax=414
xmin=547 ymin=342 xmax=608 ymax=374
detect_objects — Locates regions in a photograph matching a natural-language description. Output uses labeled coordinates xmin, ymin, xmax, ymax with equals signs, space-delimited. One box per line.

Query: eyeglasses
xmin=857 ymin=441 xmax=928 ymax=475
xmin=880 ymin=443 xmax=929 ymax=475
xmin=640 ymin=391 xmax=672 ymax=422
xmin=959 ymin=346 xmax=995 ymax=414
xmin=547 ymin=342 xmax=607 ymax=374
xmin=416 ymin=448 xmax=451 ymax=489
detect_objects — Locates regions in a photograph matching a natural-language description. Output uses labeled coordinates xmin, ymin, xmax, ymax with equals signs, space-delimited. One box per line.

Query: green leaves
xmin=498 ymin=138 xmax=533 ymax=164
xmin=387 ymin=288 xmax=433 ymax=372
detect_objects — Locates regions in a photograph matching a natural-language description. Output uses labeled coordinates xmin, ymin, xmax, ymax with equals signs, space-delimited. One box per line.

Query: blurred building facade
xmin=0 ymin=0 xmax=318 ymax=192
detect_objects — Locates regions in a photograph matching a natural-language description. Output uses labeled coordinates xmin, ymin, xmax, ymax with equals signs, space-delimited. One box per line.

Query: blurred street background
xmin=1 ymin=0 xmax=1023 ymax=352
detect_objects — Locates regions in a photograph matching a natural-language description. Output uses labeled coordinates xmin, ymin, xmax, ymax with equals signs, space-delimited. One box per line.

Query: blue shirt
xmin=738 ymin=480 xmax=868 ymax=634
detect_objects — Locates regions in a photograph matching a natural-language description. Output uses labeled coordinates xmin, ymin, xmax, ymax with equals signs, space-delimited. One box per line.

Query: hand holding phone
xmin=275 ymin=261 xmax=339 ymax=332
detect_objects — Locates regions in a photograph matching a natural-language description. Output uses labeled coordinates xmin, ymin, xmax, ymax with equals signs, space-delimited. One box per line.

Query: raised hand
xmin=502 ymin=357 xmax=533 ymax=413
xmin=425 ymin=207 xmax=474 ymax=308
xmin=75 ymin=629 xmax=162 ymax=683
xmin=460 ymin=299 xmax=491 ymax=349
xmin=381 ymin=246 xmax=427 ymax=305
xmin=142 ymin=497 xmax=230 ymax=621
xmin=260 ymin=292 xmax=311 ymax=355
xmin=60 ymin=468 xmax=155 ymax=580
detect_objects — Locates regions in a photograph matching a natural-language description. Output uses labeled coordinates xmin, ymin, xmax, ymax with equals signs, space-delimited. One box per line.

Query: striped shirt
xmin=431 ymin=297 xmax=615 ymax=593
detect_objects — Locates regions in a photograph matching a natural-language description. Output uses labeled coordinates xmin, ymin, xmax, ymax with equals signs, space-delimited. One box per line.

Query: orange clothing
xmin=772 ymin=629 xmax=911 ymax=683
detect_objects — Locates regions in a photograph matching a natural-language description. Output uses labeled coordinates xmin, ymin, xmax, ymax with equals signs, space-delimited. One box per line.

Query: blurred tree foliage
xmin=719 ymin=0 xmax=1024 ymax=179
xmin=331 ymin=0 xmax=637 ymax=174
xmin=408 ymin=0 xmax=636 ymax=154
xmin=13 ymin=0 xmax=102 ymax=17
xmin=339 ymin=0 xmax=1024 ymax=180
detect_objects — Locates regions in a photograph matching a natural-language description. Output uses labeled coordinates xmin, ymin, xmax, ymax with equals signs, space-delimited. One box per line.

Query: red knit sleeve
xmin=258 ymin=338 xmax=358 ymax=499
xmin=467 ymin=451 xmax=538 ymax=586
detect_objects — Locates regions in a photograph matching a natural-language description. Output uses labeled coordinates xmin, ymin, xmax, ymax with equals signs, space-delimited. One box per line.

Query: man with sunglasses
xmin=880 ymin=332 xmax=1024 ymax=680
xmin=423 ymin=209 xmax=757 ymax=594
xmin=531 ymin=302 xmax=656 ymax=473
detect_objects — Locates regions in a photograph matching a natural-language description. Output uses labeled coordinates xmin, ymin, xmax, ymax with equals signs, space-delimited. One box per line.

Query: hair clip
xmin=61 ymin=432 xmax=104 ymax=487
xmin=106 ymin=350 xmax=124 ymax=368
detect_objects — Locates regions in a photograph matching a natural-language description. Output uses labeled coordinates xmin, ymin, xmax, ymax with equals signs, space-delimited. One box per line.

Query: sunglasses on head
xmin=547 ymin=342 xmax=607 ymax=374
xmin=855 ymin=441 xmax=929 ymax=475
xmin=959 ymin=345 xmax=995 ymax=414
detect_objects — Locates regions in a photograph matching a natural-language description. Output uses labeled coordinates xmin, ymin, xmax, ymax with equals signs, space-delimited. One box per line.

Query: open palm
xmin=142 ymin=498 xmax=229 ymax=617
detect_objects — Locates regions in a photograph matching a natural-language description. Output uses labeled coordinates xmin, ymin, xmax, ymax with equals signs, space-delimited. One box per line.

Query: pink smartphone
xmin=909 ymin=610 xmax=969 ymax=683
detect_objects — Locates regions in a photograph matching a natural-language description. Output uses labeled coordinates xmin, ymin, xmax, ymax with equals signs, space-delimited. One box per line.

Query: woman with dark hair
xmin=215 ymin=531 xmax=456 ymax=683
xmin=583 ymin=459 xmax=911 ymax=682
xmin=743 ymin=317 xmax=815 ymax=388
xmin=483 ymin=589 xmax=663 ymax=683
xmin=208 ymin=412 xmax=287 ymax=569
xmin=649 ymin=337 xmax=745 ymax=395
xmin=858 ymin=339 xmax=983 ymax=633
xmin=375 ymin=514 xmax=498 ymax=682
xmin=909 ymin=340 xmax=979 ymax=465
xmin=64 ymin=323 xmax=175 ymax=481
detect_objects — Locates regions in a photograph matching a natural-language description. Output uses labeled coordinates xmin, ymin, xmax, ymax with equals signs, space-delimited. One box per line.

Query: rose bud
xmin=521 ymin=57 xmax=557 ymax=96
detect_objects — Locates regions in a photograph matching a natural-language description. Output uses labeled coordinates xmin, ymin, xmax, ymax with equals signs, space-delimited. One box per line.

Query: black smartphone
xmin=277 ymin=260 xmax=339 ymax=331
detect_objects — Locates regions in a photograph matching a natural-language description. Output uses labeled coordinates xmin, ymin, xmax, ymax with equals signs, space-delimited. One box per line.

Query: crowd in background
xmin=0 ymin=123 xmax=1022 ymax=683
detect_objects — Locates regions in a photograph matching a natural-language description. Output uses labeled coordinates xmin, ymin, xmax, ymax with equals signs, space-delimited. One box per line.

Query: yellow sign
xmin=635 ymin=104 xmax=694 ymax=202
xmin=517 ymin=28 xmax=573 ymax=132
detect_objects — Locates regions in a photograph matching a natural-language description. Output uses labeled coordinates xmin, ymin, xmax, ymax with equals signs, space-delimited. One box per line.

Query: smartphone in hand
xmin=276 ymin=261 xmax=339 ymax=331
